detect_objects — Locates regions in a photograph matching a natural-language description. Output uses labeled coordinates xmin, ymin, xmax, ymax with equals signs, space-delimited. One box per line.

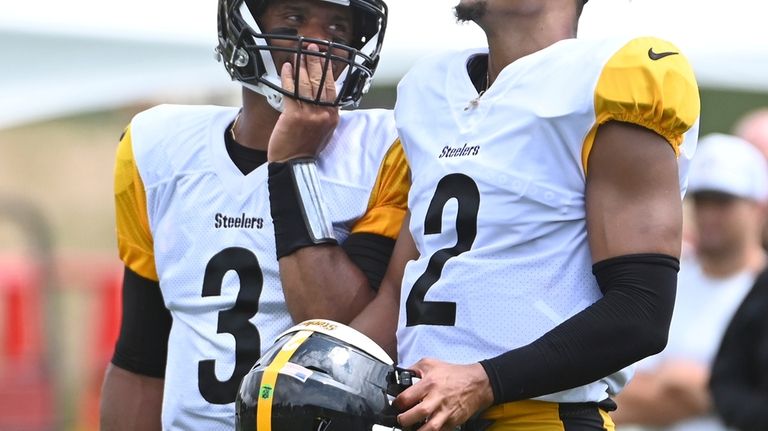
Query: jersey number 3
xmin=406 ymin=173 xmax=479 ymax=327
xmin=199 ymin=247 xmax=263 ymax=404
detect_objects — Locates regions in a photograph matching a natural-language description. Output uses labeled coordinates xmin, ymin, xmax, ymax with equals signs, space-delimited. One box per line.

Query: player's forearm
xmin=350 ymin=278 xmax=399 ymax=359
xmin=100 ymin=363 xmax=164 ymax=431
xmin=268 ymin=158 xmax=376 ymax=323
xmin=350 ymin=217 xmax=415 ymax=358
xmin=278 ymin=245 xmax=375 ymax=323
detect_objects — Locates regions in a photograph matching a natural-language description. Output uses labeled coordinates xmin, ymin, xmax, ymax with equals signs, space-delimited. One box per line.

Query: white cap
xmin=688 ymin=133 xmax=768 ymax=202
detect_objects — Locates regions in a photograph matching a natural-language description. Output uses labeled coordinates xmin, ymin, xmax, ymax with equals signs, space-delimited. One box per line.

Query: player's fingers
xmin=393 ymin=378 xmax=427 ymax=412
xmin=305 ymin=43 xmax=325 ymax=100
xmin=323 ymin=59 xmax=337 ymax=104
xmin=417 ymin=409 xmax=451 ymax=431
xmin=280 ymin=62 xmax=295 ymax=95
xmin=296 ymin=50 xmax=312 ymax=99
xmin=396 ymin=397 xmax=434 ymax=429
xmin=409 ymin=358 xmax=434 ymax=376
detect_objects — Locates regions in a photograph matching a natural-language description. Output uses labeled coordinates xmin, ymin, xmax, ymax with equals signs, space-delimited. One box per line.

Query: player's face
xmin=259 ymin=0 xmax=355 ymax=80
xmin=692 ymin=192 xmax=763 ymax=257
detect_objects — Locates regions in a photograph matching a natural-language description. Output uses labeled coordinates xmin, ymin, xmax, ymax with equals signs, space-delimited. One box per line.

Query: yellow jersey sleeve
xmin=587 ymin=36 xmax=700 ymax=166
xmin=114 ymin=126 xmax=158 ymax=281
xmin=350 ymin=139 xmax=410 ymax=239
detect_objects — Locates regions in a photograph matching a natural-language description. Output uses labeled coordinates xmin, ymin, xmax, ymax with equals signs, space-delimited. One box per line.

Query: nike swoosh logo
xmin=648 ymin=48 xmax=679 ymax=60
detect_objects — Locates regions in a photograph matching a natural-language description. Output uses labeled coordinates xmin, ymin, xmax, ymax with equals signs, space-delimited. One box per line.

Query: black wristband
xmin=268 ymin=161 xmax=338 ymax=259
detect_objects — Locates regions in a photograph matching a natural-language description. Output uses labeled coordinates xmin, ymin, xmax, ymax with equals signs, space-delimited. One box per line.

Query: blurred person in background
xmin=734 ymin=108 xmax=768 ymax=248
xmin=709 ymin=269 xmax=768 ymax=431
xmin=613 ymin=133 xmax=768 ymax=431
xmin=99 ymin=0 xmax=409 ymax=430
xmin=708 ymin=111 xmax=768 ymax=431
xmin=734 ymin=108 xmax=768 ymax=160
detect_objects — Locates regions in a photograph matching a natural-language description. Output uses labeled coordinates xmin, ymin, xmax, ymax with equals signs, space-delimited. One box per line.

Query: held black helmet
xmin=216 ymin=0 xmax=388 ymax=111
xmin=235 ymin=319 xmax=402 ymax=430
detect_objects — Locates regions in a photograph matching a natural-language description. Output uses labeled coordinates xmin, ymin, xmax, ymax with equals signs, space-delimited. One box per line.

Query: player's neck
xmin=483 ymin=13 xmax=575 ymax=86
xmin=233 ymin=90 xmax=281 ymax=151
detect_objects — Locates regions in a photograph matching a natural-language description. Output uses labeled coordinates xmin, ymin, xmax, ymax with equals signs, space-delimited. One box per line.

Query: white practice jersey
xmin=113 ymin=104 xmax=409 ymax=430
xmin=395 ymin=36 xmax=700 ymax=403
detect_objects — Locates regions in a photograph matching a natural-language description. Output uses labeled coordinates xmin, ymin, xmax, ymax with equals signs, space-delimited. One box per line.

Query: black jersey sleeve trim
xmin=341 ymin=232 xmax=396 ymax=291
xmin=111 ymin=266 xmax=172 ymax=378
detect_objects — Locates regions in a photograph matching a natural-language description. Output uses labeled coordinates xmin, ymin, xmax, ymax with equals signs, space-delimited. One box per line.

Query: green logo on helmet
xmin=260 ymin=384 xmax=273 ymax=399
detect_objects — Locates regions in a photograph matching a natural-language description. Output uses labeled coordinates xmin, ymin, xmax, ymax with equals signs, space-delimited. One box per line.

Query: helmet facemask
xmin=216 ymin=0 xmax=388 ymax=111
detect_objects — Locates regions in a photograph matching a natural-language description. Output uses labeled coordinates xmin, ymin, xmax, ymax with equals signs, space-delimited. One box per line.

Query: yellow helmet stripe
xmin=256 ymin=330 xmax=314 ymax=431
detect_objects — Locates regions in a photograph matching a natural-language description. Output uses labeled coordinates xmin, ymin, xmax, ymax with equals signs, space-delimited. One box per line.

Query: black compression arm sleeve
xmin=111 ymin=267 xmax=172 ymax=378
xmin=341 ymin=232 xmax=396 ymax=291
xmin=480 ymin=253 xmax=679 ymax=404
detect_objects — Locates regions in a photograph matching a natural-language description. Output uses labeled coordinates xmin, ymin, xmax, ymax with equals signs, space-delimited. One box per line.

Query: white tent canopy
xmin=1 ymin=0 xmax=767 ymax=129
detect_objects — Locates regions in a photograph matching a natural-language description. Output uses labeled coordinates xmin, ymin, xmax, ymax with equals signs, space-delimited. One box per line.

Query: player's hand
xmin=267 ymin=43 xmax=340 ymax=162
xmin=393 ymin=359 xmax=494 ymax=431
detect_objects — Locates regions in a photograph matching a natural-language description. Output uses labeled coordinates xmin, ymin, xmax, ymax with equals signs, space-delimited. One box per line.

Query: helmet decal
xmin=256 ymin=329 xmax=314 ymax=430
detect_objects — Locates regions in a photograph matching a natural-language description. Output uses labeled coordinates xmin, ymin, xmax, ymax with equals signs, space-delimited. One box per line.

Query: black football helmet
xmin=235 ymin=319 xmax=402 ymax=431
xmin=216 ymin=0 xmax=388 ymax=111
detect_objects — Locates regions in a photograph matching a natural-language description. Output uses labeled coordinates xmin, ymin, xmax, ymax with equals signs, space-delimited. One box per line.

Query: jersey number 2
xmin=198 ymin=247 xmax=263 ymax=404
xmin=406 ymin=173 xmax=479 ymax=326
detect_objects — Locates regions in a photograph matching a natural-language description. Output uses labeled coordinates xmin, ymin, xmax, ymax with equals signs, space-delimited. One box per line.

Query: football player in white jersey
xmin=352 ymin=0 xmax=700 ymax=430
xmin=99 ymin=0 xmax=409 ymax=430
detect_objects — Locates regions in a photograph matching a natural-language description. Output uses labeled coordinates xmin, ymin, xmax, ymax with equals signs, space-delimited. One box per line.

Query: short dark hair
xmin=454 ymin=1 xmax=486 ymax=23
xmin=576 ymin=0 xmax=586 ymax=17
